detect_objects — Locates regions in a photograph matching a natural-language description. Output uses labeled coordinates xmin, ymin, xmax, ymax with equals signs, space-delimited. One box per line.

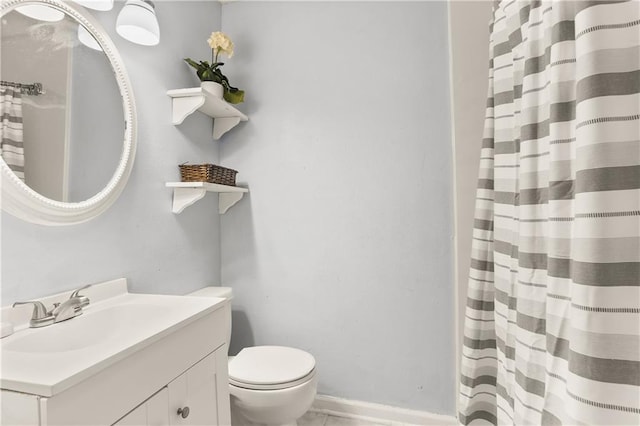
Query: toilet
xmin=187 ymin=287 xmax=317 ymax=426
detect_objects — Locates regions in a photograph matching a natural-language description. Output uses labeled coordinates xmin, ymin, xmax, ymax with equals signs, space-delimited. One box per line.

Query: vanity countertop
xmin=0 ymin=279 xmax=227 ymax=397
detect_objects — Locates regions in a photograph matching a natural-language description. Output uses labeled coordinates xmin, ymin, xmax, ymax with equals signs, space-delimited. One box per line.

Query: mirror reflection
xmin=1 ymin=6 xmax=124 ymax=203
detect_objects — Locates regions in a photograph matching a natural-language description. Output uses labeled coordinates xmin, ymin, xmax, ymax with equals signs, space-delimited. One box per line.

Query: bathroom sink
xmin=3 ymin=303 xmax=165 ymax=354
xmin=3 ymin=321 xmax=109 ymax=353
xmin=0 ymin=279 xmax=227 ymax=397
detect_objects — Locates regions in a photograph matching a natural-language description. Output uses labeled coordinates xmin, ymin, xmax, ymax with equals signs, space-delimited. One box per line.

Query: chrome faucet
xmin=51 ymin=298 xmax=84 ymax=323
xmin=12 ymin=284 xmax=92 ymax=328
xmin=69 ymin=284 xmax=92 ymax=309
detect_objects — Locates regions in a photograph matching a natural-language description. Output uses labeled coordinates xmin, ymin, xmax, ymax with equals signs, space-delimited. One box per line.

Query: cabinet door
xmin=113 ymin=403 xmax=146 ymax=426
xmin=0 ymin=390 xmax=40 ymax=426
xmin=114 ymin=388 xmax=169 ymax=426
xmin=168 ymin=351 xmax=226 ymax=425
xmin=146 ymin=388 xmax=170 ymax=426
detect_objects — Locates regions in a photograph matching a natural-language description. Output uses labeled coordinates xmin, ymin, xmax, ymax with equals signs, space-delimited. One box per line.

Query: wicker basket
xmin=179 ymin=163 xmax=238 ymax=186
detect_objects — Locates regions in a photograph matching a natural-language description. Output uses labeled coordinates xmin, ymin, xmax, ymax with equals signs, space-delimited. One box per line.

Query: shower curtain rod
xmin=0 ymin=80 xmax=44 ymax=96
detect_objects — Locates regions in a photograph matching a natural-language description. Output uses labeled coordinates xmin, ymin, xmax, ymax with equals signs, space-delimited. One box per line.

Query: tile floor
xmin=299 ymin=411 xmax=417 ymax=426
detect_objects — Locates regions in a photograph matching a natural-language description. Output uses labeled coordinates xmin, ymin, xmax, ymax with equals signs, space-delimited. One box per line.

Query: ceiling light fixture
xmin=115 ymin=0 xmax=160 ymax=46
xmin=15 ymin=5 xmax=65 ymax=22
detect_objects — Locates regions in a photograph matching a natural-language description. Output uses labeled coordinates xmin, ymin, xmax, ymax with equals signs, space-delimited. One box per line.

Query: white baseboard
xmin=311 ymin=395 xmax=457 ymax=425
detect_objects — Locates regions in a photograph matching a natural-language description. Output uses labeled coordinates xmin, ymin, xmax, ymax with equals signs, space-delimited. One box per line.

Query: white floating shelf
xmin=166 ymin=182 xmax=248 ymax=214
xmin=167 ymin=87 xmax=248 ymax=139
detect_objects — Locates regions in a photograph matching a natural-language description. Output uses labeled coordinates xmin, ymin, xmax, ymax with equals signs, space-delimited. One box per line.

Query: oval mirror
xmin=0 ymin=0 xmax=136 ymax=225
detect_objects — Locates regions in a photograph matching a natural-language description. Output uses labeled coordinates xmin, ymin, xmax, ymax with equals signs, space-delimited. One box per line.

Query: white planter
xmin=201 ymin=81 xmax=224 ymax=99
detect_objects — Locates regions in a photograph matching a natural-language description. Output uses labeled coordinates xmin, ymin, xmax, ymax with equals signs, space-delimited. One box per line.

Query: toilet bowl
xmin=229 ymin=345 xmax=318 ymax=426
xmin=187 ymin=287 xmax=317 ymax=426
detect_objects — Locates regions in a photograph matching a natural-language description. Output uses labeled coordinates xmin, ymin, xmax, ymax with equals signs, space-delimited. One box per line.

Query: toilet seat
xmin=230 ymin=368 xmax=317 ymax=390
xmin=229 ymin=346 xmax=316 ymax=391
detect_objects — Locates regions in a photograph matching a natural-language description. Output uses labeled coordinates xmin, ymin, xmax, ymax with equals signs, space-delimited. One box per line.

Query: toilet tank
xmin=187 ymin=287 xmax=233 ymax=350
xmin=188 ymin=286 xmax=233 ymax=300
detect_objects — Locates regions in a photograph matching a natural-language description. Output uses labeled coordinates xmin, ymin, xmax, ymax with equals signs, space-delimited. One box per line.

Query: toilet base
xmin=229 ymin=373 xmax=317 ymax=426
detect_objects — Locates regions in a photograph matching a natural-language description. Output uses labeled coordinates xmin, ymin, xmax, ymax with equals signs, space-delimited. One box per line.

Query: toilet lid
xmin=228 ymin=346 xmax=316 ymax=388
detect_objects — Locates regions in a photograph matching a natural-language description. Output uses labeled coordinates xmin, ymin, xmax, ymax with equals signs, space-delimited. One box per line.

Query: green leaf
xmin=184 ymin=58 xmax=200 ymax=70
xmin=223 ymin=89 xmax=245 ymax=104
xmin=201 ymin=69 xmax=217 ymax=81
xmin=184 ymin=58 xmax=229 ymax=84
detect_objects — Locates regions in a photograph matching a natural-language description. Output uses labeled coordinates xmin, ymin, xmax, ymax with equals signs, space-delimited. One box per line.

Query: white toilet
xmin=188 ymin=287 xmax=317 ymax=426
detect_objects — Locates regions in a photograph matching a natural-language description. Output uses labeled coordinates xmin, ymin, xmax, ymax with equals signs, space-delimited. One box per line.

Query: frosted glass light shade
xmin=78 ymin=25 xmax=103 ymax=51
xmin=15 ymin=5 xmax=64 ymax=22
xmin=116 ymin=0 xmax=159 ymax=46
xmin=74 ymin=0 xmax=114 ymax=11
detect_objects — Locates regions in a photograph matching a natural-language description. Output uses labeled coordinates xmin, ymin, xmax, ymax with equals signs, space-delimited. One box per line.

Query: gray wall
xmin=1 ymin=1 xmax=224 ymax=302
xmin=448 ymin=0 xmax=492 ymax=388
xmin=219 ymin=1 xmax=455 ymax=414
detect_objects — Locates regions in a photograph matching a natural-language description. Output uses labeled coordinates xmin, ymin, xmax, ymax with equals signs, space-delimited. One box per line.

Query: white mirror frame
xmin=0 ymin=0 xmax=136 ymax=226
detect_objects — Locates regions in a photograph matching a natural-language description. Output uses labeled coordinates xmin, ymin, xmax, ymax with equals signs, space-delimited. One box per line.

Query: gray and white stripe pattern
xmin=1 ymin=85 xmax=25 ymax=181
xmin=459 ymin=1 xmax=640 ymax=424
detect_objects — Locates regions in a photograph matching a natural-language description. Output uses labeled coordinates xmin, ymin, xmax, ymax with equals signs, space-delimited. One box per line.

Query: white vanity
xmin=0 ymin=279 xmax=231 ymax=425
xmin=0 ymin=1 xmax=231 ymax=422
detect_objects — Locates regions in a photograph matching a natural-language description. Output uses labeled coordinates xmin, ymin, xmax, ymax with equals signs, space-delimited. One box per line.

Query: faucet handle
xmin=12 ymin=301 xmax=54 ymax=328
xmin=70 ymin=284 xmax=92 ymax=308
xmin=70 ymin=284 xmax=91 ymax=298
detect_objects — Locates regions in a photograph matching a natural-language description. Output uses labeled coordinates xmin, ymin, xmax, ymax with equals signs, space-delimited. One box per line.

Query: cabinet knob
xmin=177 ymin=406 xmax=190 ymax=419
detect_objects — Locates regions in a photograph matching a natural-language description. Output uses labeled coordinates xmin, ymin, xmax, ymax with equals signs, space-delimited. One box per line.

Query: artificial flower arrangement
xmin=184 ymin=31 xmax=245 ymax=104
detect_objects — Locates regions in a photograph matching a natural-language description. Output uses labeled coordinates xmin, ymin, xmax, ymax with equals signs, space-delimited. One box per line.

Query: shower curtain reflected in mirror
xmin=459 ymin=0 xmax=640 ymax=424
xmin=0 ymin=85 xmax=25 ymax=181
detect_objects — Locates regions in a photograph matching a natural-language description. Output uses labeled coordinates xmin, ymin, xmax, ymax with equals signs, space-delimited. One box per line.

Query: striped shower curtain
xmin=459 ymin=1 xmax=639 ymax=425
xmin=0 ymin=85 xmax=25 ymax=181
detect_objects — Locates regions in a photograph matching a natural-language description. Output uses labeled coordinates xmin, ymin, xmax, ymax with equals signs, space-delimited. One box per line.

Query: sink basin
xmin=0 ymin=280 xmax=226 ymax=397
xmin=3 ymin=304 xmax=165 ymax=353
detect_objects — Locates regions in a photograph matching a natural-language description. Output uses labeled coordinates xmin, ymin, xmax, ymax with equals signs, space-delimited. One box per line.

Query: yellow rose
xmin=207 ymin=31 xmax=234 ymax=58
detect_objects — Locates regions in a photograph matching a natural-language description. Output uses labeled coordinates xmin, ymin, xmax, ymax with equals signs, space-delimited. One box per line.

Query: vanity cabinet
xmin=0 ymin=288 xmax=232 ymax=426
xmin=114 ymin=349 xmax=229 ymax=426
xmin=114 ymin=388 xmax=169 ymax=425
xmin=167 ymin=350 xmax=225 ymax=425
